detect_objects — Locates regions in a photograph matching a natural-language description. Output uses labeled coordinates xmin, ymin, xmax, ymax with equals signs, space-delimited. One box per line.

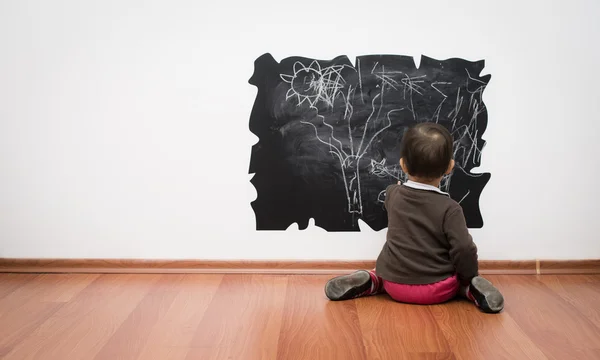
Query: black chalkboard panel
xmin=249 ymin=53 xmax=491 ymax=232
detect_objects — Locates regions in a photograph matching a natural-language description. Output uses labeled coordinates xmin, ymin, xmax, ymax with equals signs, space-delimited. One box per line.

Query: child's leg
xmin=325 ymin=270 xmax=384 ymax=301
xmin=383 ymin=275 xmax=459 ymax=305
xmin=460 ymin=276 xmax=504 ymax=313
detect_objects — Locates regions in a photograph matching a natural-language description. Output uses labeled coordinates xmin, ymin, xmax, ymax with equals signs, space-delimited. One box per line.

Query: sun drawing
xmin=280 ymin=60 xmax=348 ymax=108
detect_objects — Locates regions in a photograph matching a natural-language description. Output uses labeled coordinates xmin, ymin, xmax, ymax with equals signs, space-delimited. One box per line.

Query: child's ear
xmin=445 ymin=159 xmax=455 ymax=175
xmin=400 ymin=158 xmax=408 ymax=174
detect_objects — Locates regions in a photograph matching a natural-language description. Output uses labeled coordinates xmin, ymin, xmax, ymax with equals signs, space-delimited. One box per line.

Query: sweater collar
xmin=403 ymin=180 xmax=449 ymax=196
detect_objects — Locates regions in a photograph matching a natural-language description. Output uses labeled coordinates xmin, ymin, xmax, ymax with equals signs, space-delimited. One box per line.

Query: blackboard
xmin=249 ymin=53 xmax=491 ymax=231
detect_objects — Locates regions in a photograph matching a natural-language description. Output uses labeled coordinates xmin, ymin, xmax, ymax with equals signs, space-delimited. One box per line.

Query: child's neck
xmin=407 ymin=175 xmax=442 ymax=188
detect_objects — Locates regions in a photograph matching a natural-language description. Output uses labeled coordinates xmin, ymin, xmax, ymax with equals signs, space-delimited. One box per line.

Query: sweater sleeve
xmin=443 ymin=206 xmax=479 ymax=284
xmin=383 ymin=184 xmax=396 ymax=210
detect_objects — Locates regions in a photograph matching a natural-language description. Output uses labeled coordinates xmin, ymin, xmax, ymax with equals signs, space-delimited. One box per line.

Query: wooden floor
xmin=0 ymin=274 xmax=599 ymax=360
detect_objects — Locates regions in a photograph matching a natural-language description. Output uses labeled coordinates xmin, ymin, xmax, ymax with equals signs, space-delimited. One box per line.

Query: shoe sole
xmin=471 ymin=276 xmax=504 ymax=313
xmin=325 ymin=270 xmax=371 ymax=301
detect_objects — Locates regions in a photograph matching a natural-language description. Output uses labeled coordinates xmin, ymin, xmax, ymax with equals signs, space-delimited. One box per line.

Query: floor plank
xmin=537 ymin=275 xmax=600 ymax=330
xmin=356 ymin=294 xmax=451 ymax=358
xmin=94 ymin=274 xmax=192 ymax=360
xmin=431 ymin=297 xmax=547 ymax=359
xmin=4 ymin=274 xmax=158 ymax=360
xmin=493 ymin=275 xmax=600 ymax=360
xmin=185 ymin=274 xmax=288 ymax=360
xmin=0 ymin=301 xmax=63 ymax=358
xmin=0 ymin=274 xmax=98 ymax=356
xmin=0 ymin=274 xmax=96 ymax=317
xmin=0 ymin=273 xmax=38 ymax=300
xmin=277 ymin=275 xmax=367 ymax=360
xmin=35 ymin=274 xmax=101 ymax=302
xmin=390 ymin=353 xmax=456 ymax=360
xmin=135 ymin=274 xmax=224 ymax=360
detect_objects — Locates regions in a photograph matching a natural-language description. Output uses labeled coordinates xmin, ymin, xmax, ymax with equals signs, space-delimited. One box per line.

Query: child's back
xmin=377 ymin=183 xmax=477 ymax=285
xmin=325 ymin=123 xmax=503 ymax=313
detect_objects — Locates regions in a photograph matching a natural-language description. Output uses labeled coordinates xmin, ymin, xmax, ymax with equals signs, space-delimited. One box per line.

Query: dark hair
xmin=400 ymin=123 xmax=453 ymax=179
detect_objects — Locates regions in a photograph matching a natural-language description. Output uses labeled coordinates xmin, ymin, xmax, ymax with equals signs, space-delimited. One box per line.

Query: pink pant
xmin=369 ymin=271 xmax=459 ymax=305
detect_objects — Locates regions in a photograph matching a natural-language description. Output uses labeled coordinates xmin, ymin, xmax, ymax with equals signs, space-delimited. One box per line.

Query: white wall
xmin=1 ymin=0 xmax=599 ymax=260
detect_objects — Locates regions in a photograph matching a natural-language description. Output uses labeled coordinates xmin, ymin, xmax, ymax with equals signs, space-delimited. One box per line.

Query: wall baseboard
xmin=0 ymin=258 xmax=598 ymax=275
xmin=537 ymin=260 xmax=600 ymax=274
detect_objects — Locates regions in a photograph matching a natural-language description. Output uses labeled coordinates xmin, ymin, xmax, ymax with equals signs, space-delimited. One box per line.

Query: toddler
xmin=325 ymin=123 xmax=504 ymax=313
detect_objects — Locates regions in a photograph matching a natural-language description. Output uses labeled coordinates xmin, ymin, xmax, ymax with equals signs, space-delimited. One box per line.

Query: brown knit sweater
xmin=375 ymin=183 xmax=479 ymax=285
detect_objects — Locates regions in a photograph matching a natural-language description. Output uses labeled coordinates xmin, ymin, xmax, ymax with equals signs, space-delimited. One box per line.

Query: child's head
xmin=399 ymin=123 xmax=455 ymax=183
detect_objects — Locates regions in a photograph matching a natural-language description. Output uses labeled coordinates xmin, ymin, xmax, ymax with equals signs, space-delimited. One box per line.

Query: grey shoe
xmin=469 ymin=276 xmax=504 ymax=313
xmin=325 ymin=270 xmax=372 ymax=301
